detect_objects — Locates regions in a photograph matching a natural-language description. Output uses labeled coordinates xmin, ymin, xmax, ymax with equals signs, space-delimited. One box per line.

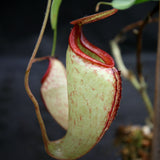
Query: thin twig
xmin=152 ymin=2 xmax=160 ymax=160
xmin=115 ymin=17 xmax=158 ymax=43
xmin=110 ymin=13 xmax=158 ymax=122
xmin=24 ymin=0 xmax=52 ymax=149
xmin=33 ymin=56 xmax=49 ymax=63
xmin=136 ymin=4 xmax=159 ymax=83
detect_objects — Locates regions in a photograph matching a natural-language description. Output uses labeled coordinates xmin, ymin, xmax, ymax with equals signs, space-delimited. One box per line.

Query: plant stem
xmin=95 ymin=2 xmax=112 ymax=12
xmin=51 ymin=26 xmax=57 ymax=56
xmin=110 ymin=40 xmax=154 ymax=121
xmin=50 ymin=0 xmax=62 ymax=57
xmin=152 ymin=2 xmax=160 ymax=160
xmin=24 ymin=0 xmax=52 ymax=149
xmin=110 ymin=9 xmax=159 ymax=122
xmin=136 ymin=4 xmax=158 ymax=83
xmin=115 ymin=18 xmax=158 ymax=42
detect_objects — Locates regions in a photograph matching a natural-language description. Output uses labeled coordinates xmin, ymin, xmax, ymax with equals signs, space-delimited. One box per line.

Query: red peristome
xmin=70 ymin=9 xmax=118 ymax=25
xmin=79 ymin=27 xmax=114 ymax=67
xmin=41 ymin=58 xmax=52 ymax=84
xmin=69 ymin=25 xmax=114 ymax=68
xmin=107 ymin=69 xmax=121 ymax=128
xmin=97 ymin=68 xmax=122 ymax=142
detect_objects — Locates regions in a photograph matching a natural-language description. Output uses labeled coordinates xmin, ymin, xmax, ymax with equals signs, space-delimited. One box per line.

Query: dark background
xmin=0 ymin=0 xmax=158 ymax=57
xmin=0 ymin=0 xmax=158 ymax=160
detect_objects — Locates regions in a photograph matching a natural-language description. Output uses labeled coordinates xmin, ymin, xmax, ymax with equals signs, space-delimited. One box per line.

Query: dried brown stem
xmin=110 ymin=10 xmax=158 ymax=122
xmin=33 ymin=56 xmax=49 ymax=63
xmin=24 ymin=0 xmax=52 ymax=149
xmin=115 ymin=17 xmax=158 ymax=43
xmin=136 ymin=5 xmax=158 ymax=84
xmin=152 ymin=2 xmax=160 ymax=160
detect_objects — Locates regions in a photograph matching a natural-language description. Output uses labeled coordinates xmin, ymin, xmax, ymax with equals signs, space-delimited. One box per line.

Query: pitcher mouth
xmin=69 ymin=25 xmax=114 ymax=68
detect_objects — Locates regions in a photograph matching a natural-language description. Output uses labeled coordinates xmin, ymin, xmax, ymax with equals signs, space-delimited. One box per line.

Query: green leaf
xmin=111 ymin=0 xmax=136 ymax=10
xmin=111 ymin=0 xmax=158 ymax=10
xmin=135 ymin=0 xmax=151 ymax=4
xmin=50 ymin=0 xmax=62 ymax=30
xmin=50 ymin=0 xmax=62 ymax=57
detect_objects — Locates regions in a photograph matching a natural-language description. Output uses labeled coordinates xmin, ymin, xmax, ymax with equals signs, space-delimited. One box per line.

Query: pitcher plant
xmin=24 ymin=0 xmax=122 ymax=159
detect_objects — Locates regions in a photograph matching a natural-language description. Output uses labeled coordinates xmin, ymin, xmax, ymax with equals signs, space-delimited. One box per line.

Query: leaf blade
xmin=111 ymin=0 xmax=136 ymax=10
xmin=50 ymin=0 xmax=62 ymax=30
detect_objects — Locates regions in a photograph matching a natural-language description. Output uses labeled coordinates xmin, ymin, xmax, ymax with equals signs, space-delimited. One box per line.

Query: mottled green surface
xmin=41 ymin=59 xmax=68 ymax=130
xmin=46 ymin=46 xmax=118 ymax=159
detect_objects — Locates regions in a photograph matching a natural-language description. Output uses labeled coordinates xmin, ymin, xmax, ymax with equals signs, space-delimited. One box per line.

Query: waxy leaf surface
xmin=41 ymin=25 xmax=121 ymax=160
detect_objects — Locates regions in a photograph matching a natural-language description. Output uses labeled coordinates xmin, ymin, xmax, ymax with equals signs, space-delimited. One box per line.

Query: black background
xmin=0 ymin=0 xmax=158 ymax=57
xmin=0 ymin=0 xmax=158 ymax=160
